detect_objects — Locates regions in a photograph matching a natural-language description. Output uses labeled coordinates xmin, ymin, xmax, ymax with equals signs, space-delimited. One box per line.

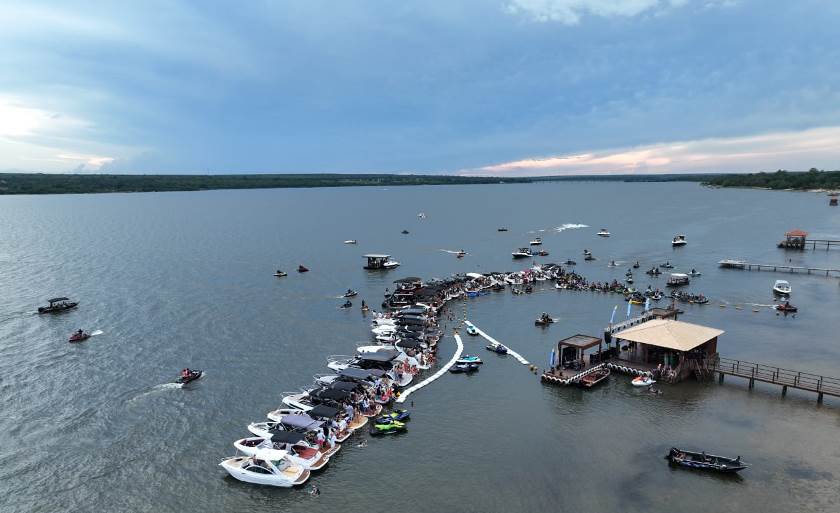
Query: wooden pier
xmin=718 ymin=259 xmax=840 ymax=277
xmin=715 ymin=357 xmax=840 ymax=403
xmin=777 ymin=229 xmax=840 ymax=250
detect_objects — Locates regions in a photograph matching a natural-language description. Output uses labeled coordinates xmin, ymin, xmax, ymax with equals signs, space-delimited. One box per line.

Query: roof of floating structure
xmin=363 ymin=254 xmax=391 ymax=258
xmin=785 ymin=230 xmax=808 ymax=237
xmin=615 ymin=319 xmax=724 ymax=352
xmin=557 ymin=334 xmax=602 ymax=350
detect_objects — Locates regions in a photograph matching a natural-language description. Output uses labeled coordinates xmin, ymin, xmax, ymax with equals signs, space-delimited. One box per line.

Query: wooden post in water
xmin=782 ymin=385 xmax=787 ymax=396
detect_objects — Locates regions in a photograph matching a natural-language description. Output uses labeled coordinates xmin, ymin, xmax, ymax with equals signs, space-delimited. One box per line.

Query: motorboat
xmin=401 ymin=230 xmax=410 ymax=234
xmin=584 ymin=254 xmax=595 ymax=261
xmin=343 ymin=289 xmax=358 ymax=298
xmin=234 ymin=434 xmax=332 ymax=470
xmin=688 ymin=269 xmax=702 ymax=277
xmin=456 ymin=250 xmax=466 ymax=258
xmin=536 ymin=250 xmax=549 ymax=256
xmin=775 ymin=301 xmax=798 ymax=313
xmin=486 ymin=343 xmax=508 ymax=354
xmin=608 ymin=260 xmax=618 ymax=267
xmin=631 ymin=375 xmax=655 ymax=387
xmin=660 ymin=262 xmax=674 ymax=269
xmin=449 ymin=362 xmax=479 ymax=374
xmin=464 ymin=322 xmax=478 ymax=336
xmin=343 ymin=240 xmax=358 ymax=244
xmin=579 ymin=367 xmax=610 ymax=388
xmin=339 ymin=300 xmax=352 ymax=309
xmin=646 ymin=267 xmax=661 ymax=276
xmin=274 ymin=270 xmax=287 ymax=277
xmin=672 ymin=234 xmax=687 ymax=247
xmin=497 ymin=227 xmax=508 ymax=232
xmin=38 ymin=297 xmax=78 ymax=314
xmin=512 ymin=248 xmax=533 ymax=259
xmin=773 ymin=280 xmax=791 ymax=295
xmin=632 ymin=261 xmax=640 ymax=269
xmin=564 ymin=260 xmax=577 ymax=265
xmin=219 ymin=449 xmax=310 ymax=487
xmin=382 ymin=259 xmax=401 ymax=269
xmin=665 ymin=447 xmax=748 ymax=473
xmin=68 ymin=331 xmax=90 ymax=343
xmin=625 ymin=276 xmax=634 ymax=284
xmin=417 ymin=212 xmax=426 ymax=219
xmin=456 ymin=355 xmax=483 ymax=365
xmin=597 ymin=229 xmax=611 ymax=237
xmin=529 ymin=237 xmax=542 ymax=245
xmin=297 ymin=265 xmax=309 ymax=273
xmin=176 ymin=369 xmax=202 ymax=385
xmin=666 ymin=273 xmax=690 ymax=287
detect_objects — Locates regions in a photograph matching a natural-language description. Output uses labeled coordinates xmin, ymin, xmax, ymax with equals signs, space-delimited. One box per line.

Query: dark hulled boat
xmin=665 ymin=447 xmax=748 ymax=473
xmin=38 ymin=297 xmax=78 ymax=314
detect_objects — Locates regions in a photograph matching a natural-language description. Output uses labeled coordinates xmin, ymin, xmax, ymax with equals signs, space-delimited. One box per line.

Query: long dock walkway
xmin=467 ymin=320 xmax=530 ymax=366
xmin=715 ymin=357 xmax=840 ymax=403
xmin=396 ymin=333 xmax=464 ymax=404
xmin=719 ymin=259 xmax=840 ymax=277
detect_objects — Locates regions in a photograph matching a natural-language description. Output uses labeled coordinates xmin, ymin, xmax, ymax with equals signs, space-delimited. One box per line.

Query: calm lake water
xmin=1 ymin=182 xmax=839 ymax=513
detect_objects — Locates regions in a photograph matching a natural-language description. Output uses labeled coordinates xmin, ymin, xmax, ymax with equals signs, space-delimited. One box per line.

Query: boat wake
xmin=554 ymin=223 xmax=589 ymax=233
xmin=439 ymin=249 xmax=465 ymax=255
xmin=90 ymin=330 xmax=104 ymax=336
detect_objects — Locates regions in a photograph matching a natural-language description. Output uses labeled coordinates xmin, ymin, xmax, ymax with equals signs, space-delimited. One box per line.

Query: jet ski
xmin=456 ymin=355 xmax=483 ymax=365
xmin=449 ymin=362 xmax=479 ymax=373
xmin=340 ymin=300 xmax=353 ymax=309
xmin=632 ymin=375 xmax=655 ymax=387
xmin=369 ymin=418 xmax=407 ymax=435
xmin=379 ymin=409 xmax=410 ymax=422
xmin=176 ymin=369 xmax=203 ymax=385
xmin=564 ymin=260 xmax=577 ymax=266
xmin=274 ymin=270 xmax=288 ymax=277
xmin=298 ymin=265 xmax=309 ymax=273
xmin=68 ymin=331 xmax=90 ymax=343
xmin=486 ymin=344 xmax=508 ymax=355
xmin=343 ymin=289 xmax=358 ymax=298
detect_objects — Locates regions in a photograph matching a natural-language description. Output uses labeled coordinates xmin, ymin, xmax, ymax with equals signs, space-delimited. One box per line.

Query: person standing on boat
xmin=344 ymin=402 xmax=354 ymax=421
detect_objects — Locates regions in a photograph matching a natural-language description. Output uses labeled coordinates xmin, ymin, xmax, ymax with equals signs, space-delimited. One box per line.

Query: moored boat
xmin=631 ymin=375 xmax=655 ymax=387
xmin=579 ymin=367 xmax=610 ymax=388
xmin=219 ymin=449 xmax=311 ymax=487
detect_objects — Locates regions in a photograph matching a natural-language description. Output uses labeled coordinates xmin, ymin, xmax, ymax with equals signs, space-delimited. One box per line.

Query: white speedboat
xmin=631 ymin=375 xmax=656 ymax=387
xmin=382 ymin=258 xmax=401 ymax=269
xmin=672 ymin=234 xmax=687 ymax=247
xmin=343 ymin=240 xmax=357 ymax=244
xmin=597 ymin=229 xmax=610 ymax=237
xmin=529 ymin=237 xmax=542 ymax=245
xmin=773 ymin=280 xmax=791 ymax=295
xmin=280 ymin=391 xmax=316 ymax=411
xmin=219 ymin=449 xmax=310 ymax=487
xmin=512 ymin=248 xmax=533 ymax=259
xmin=233 ymin=435 xmax=332 ymax=470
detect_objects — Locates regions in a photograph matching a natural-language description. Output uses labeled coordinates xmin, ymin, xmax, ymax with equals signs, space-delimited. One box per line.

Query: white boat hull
xmin=220 ymin=457 xmax=310 ymax=487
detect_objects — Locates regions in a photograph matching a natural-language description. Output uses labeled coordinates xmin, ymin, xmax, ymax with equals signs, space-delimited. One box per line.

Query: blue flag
xmin=610 ymin=305 xmax=618 ymax=324
xmin=626 ymin=301 xmax=632 ymax=318
xmin=645 ymin=297 xmax=651 ymax=312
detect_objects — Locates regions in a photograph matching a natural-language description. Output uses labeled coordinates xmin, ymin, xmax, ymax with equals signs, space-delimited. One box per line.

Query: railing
xmin=715 ymin=357 xmax=840 ymax=396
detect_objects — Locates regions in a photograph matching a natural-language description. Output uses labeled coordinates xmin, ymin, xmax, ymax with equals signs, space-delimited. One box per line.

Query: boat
xmin=449 ymin=362 xmax=479 ymax=373
xmin=688 ymin=269 xmax=702 ymax=277
xmin=529 ymin=237 xmax=542 ymax=245
xmin=660 ymin=262 xmax=674 ymax=269
xmin=512 ymin=248 xmax=533 ymax=259
xmin=665 ymin=447 xmax=749 ymax=473
xmin=343 ymin=240 xmax=357 ymax=244
xmin=343 ymin=289 xmax=358 ymax=298
xmin=274 ymin=270 xmax=287 ymax=277
xmin=486 ymin=343 xmax=508 ymax=355
xmin=534 ymin=313 xmax=555 ymax=326
xmin=773 ymin=279 xmax=791 ymax=295
xmin=536 ymin=250 xmax=549 ymax=256
xmin=297 ymin=265 xmax=309 ymax=273
xmin=666 ymin=273 xmax=690 ymax=287
xmin=176 ymin=369 xmax=203 ymax=385
xmin=632 ymin=261 xmax=640 ymax=269
xmin=646 ymin=267 xmax=661 ymax=276
xmin=369 ymin=418 xmax=407 ymax=436
xmin=401 ymin=230 xmax=410 ymax=234
xmin=417 ymin=212 xmax=426 ymax=219
xmin=672 ymin=234 xmax=687 ymax=247
xmin=379 ymin=409 xmax=410 ymax=422
xmin=497 ymin=227 xmax=508 ymax=232
xmin=68 ymin=330 xmax=90 ymax=343
xmin=584 ymin=254 xmax=595 ymax=261
xmin=364 ymin=254 xmax=400 ymax=270
xmin=775 ymin=301 xmax=797 ymax=313
xmin=625 ymin=276 xmax=634 ymax=284
xmin=631 ymin=375 xmax=655 ymax=387
xmin=37 ymin=297 xmax=78 ymax=314
xmin=219 ymin=449 xmax=311 ymax=487
xmin=233 ymin=433 xmax=332 ymax=470
xmin=597 ymin=229 xmax=610 ymax=237
xmin=564 ymin=260 xmax=576 ymax=265
xmin=464 ymin=322 xmax=478 ymax=336
xmin=718 ymin=259 xmax=747 ymax=269
xmin=579 ymin=367 xmax=610 ymax=388
xmin=456 ymin=250 xmax=466 ymax=258
xmin=339 ymin=300 xmax=352 ymax=309
xmin=456 ymin=355 xmax=483 ymax=365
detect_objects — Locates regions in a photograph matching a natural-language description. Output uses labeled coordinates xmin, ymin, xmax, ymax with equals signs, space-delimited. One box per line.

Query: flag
xmin=549 ymin=349 xmax=556 ymax=368
xmin=610 ymin=305 xmax=618 ymax=324
xmin=626 ymin=301 xmax=632 ymax=318
xmin=644 ymin=297 xmax=651 ymax=312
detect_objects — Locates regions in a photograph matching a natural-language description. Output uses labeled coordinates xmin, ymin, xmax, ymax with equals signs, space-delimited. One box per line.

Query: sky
xmin=1 ymin=0 xmax=839 ymax=176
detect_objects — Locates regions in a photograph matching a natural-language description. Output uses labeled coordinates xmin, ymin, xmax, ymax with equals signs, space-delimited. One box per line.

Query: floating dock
xmin=718 ymin=259 xmax=840 ymax=277
xmin=396 ymin=332 xmax=464 ymax=403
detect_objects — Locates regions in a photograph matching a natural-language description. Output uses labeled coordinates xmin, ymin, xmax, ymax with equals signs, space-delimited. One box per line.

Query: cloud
xmin=464 ymin=126 xmax=840 ymax=176
xmin=505 ymin=0 xmax=684 ymax=24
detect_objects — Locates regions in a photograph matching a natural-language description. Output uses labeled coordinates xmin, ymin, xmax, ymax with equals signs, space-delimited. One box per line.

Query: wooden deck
xmin=715 ymin=357 xmax=840 ymax=402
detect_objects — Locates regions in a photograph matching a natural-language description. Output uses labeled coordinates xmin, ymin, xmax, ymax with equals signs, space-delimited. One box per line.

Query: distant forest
xmin=0 ymin=172 xmax=715 ymax=195
xmin=702 ymin=168 xmax=840 ymax=190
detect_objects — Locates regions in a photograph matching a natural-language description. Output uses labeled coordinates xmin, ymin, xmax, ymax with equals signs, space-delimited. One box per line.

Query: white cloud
xmin=505 ymin=0 xmax=722 ymax=24
xmin=463 ymin=126 xmax=840 ymax=175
